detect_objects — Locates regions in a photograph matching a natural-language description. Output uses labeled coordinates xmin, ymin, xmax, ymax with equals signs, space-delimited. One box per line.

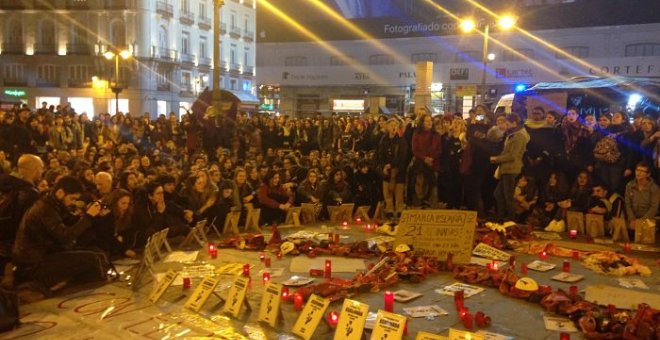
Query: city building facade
xmin=255 ymin=0 xmax=660 ymax=116
xmin=0 ymin=0 xmax=257 ymax=117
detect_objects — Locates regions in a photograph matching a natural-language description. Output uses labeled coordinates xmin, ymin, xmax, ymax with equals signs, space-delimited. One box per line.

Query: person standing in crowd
xmin=377 ymin=118 xmax=408 ymax=219
xmin=491 ymin=114 xmax=530 ymax=220
xmin=12 ymin=176 xmax=110 ymax=299
xmin=624 ymin=162 xmax=659 ymax=233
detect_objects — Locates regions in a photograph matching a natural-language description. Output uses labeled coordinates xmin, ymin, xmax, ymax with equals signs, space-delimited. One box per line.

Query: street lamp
xmin=460 ymin=15 xmax=516 ymax=105
xmin=212 ymin=0 xmax=225 ymax=118
xmin=104 ymin=49 xmax=132 ymax=114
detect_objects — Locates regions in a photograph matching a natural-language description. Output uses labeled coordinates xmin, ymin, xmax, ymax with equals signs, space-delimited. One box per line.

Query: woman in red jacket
xmin=409 ymin=113 xmax=441 ymax=207
xmin=257 ymin=170 xmax=294 ymax=225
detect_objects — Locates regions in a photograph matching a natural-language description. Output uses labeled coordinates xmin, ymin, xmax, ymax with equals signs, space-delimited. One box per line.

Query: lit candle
xmin=355 ymin=217 xmax=362 ymax=224
xmin=569 ymin=285 xmax=578 ymax=296
xmin=259 ymin=252 xmax=266 ymax=262
xmin=572 ymin=251 xmax=580 ymax=260
xmin=263 ymin=272 xmax=271 ymax=284
xmin=325 ymin=259 xmax=332 ymax=279
xmin=521 ymin=263 xmax=528 ymax=274
xmin=182 ymin=277 xmax=191 ymax=289
xmin=293 ymin=292 xmax=303 ymax=311
xmin=242 ymin=264 xmax=250 ymax=277
xmin=327 ymin=311 xmax=339 ymax=327
xmin=341 ymin=221 xmax=348 ymax=229
xmin=210 ymin=248 xmax=218 ymax=259
xmin=384 ymin=291 xmax=394 ymax=312
xmin=265 ymin=257 xmax=271 ymax=268
xmin=276 ymin=251 xmax=283 ymax=259
xmin=459 ymin=307 xmax=469 ymax=320
xmin=569 ymin=229 xmax=577 ymax=239
xmin=454 ymin=290 xmax=465 ymax=310
xmin=624 ymin=242 xmax=631 ymax=253
xmin=492 ymin=260 xmax=499 ymax=271
xmin=560 ymin=332 xmax=570 ymax=340
xmin=539 ymin=250 xmax=548 ymax=260
xmin=563 ymin=260 xmax=571 ymax=273
xmin=281 ymin=287 xmax=290 ymax=301
xmin=208 ymin=243 xmax=216 ymax=253
xmin=462 ymin=311 xmax=474 ymax=330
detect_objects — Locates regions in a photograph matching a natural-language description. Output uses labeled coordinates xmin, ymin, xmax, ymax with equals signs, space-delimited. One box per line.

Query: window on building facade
xmin=157 ymin=67 xmax=170 ymax=86
xmin=230 ymin=79 xmax=237 ymax=90
xmin=37 ymin=64 xmax=57 ymax=81
xmin=454 ymin=51 xmax=480 ymax=62
xmin=158 ymin=26 xmax=168 ymax=48
xmin=181 ymin=31 xmax=190 ymax=55
xmin=230 ymin=44 xmax=237 ymax=64
xmin=199 ymin=1 xmax=207 ymax=16
xmin=69 ymin=64 xmax=88 ymax=81
xmin=285 ymin=56 xmax=307 ymax=66
xmin=410 ymin=53 xmax=437 ymax=63
xmin=625 ymin=43 xmax=660 ymax=57
xmin=244 ymin=47 xmax=250 ymax=65
xmin=199 ymin=36 xmax=207 ymax=58
xmin=244 ymin=15 xmax=250 ymax=30
xmin=110 ymin=20 xmax=126 ymax=48
xmin=502 ymin=48 xmax=535 ymax=62
xmin=181 ymin=0 xmax=189 ymax=12
xmin=556 ymin=46 xmax=589 ymax=59
xmin=181 ymin=71 xmax=191 ymax=90
xmin=3 ymin=64 xmax=25 ymax=80
xmin=38 ymin=20 xmax=56 ymax=45
xmin=369 ymin=54 xmax=394 ymax=65
xmin=4 ymin=19 xmax=23 ymax=46
xmin=330 ymin=55 xmax=354 ymax=65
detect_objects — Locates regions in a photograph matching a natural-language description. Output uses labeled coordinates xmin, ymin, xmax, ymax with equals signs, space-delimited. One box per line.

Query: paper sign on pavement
xmin=543 ymin=316 xmax=578 ymax=332
xmin=292 ymin=294 xmax=330 ymax=340
xmin=258 ymin=282 xmax=283 ymax=327
xmin=334 ymin=299 xmax=369 ymax=340
xmin=435 ymin=282 xmax=485 ymax=298
xmin=472 ymin=243 xmax=511 ymax=261
xmin=617 ymin=278 xmax=649 ymax=289
xmin=369 ymin=310 xmax=407 ymax=340
xmin=403 ymin=305 xmax=448 ymax=318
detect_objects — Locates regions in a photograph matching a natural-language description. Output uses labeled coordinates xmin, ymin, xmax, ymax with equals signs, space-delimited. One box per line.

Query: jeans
xmin=495 ymin=174 xmax=517 ymax=220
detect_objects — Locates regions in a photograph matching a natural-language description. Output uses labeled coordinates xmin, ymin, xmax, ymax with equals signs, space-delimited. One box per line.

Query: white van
xmin=495 ymin=93 xmax=514 ymax=114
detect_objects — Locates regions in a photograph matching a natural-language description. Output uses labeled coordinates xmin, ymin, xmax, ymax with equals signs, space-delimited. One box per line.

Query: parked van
xmin=495 ymin=93 xmax=515 ymax=114
xmin=512 ymin=77 xmax=660 ymax=118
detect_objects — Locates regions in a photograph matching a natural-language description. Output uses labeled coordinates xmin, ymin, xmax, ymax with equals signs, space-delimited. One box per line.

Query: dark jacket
xmin=13 ymin=195 xmax=94 ymax=265
xmin=377 ymin=133 xmax=408 ymax=182
xmin=0 ymin=174 xmax=40 ymax=246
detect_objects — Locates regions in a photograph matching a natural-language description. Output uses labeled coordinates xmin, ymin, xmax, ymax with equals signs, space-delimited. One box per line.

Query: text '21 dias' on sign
xmin=394 ymin=209 xmax=477 ymax=264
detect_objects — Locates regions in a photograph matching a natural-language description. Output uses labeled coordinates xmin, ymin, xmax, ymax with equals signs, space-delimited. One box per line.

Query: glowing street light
xmin=104 ymin=49 xmax=132 ymax=114
xmin=460 ymin=15 xmax=516 ymax=105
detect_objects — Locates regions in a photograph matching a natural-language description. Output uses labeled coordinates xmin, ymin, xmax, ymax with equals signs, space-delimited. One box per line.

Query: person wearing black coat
xmin=377 ymin=118 xmax=408 ymax=217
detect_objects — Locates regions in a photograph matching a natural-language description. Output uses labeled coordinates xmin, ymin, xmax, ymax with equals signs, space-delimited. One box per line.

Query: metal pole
xmin=212 ymin=0 xmax=224 ymax=116
xmin=479 ymin=24 xmax=489 ymax=106
xmin=115 ymin=54 xmax=120 ymax=114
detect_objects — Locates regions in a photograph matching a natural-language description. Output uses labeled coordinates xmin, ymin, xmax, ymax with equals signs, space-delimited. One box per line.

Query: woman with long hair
xmin=257 ymin=170 xmax=294 ymax=224
xmin=409 ymin=113 xmax=441 ymax=207
xmin=97 ymin=189 xmax=138 ymax=258
xmin=181 ymin=169 xmax=218 ymax=221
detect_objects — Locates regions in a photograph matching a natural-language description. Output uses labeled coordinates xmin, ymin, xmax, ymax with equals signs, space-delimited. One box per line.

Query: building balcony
xmin=243 ymin=65 xmax=254 ymax=75
xmin=243 ymin=30 xmax=254 ymax=42
xmin=179 ymin=84 xmax=193 ymax=95
xmin=229 ymin=63 xmax=241 ymax=72
xmin=156 ymin=1 xmax=173 ymax=18
xmin=3 ymin=78 xmax=28 ymax=86
xmin=66 ymin=0 xmax=90 ymax=10
xmin=153 ymin=47 xmax=177 ymax=61
xmin=66 ymin=43 xmax=91 ymax=55
xmin=0 ymin=0 xmax=28 ymax=9
xmin=242 ymin=0 xmax=253 ymax=8
xmin=1 ymin=43 xmax=25 ymax=55
xmin=180 ymin=53 xmax=194 ymax=64
xmin=198 ymin=16 xmax=211 ymax=30
xmin=220 ymin=23 xmax=227 ymax=34
xmin=221 ymin=61 xmax=228 ymax=71
xmin=157 ymin=83 xmax=170 ymax=91
xmin=198 ymin=56 xmax=211 ymax=66
xmin=68 ymin=78 xmax=91 ymax=88
xmin=104 ymin=0 xmax=128 ymax=10
xmin=229 ymin=25 xmax=241 ymax=38
xmin=180 ymin=11 xmax=194 ymax=25
xmin=34 ymin=43 xmax=57 ymax=55
xmin=36 ymin=78 xmax=60 ymax=87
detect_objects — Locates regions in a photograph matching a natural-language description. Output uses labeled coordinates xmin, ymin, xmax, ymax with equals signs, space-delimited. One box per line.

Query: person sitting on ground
xmin=95 ymin=189 xmax=138 ymax=259
xmin=514 ymin=174 xmax=538 ymax=223
xmin=586 ymin=182 xmax=624 ymax=234
xmin=257 ymin=170 xmax=294 ymax=225
xmin=624 ymin=162 xmax=659 ymax=236
xmin=12 ymin=176 xmax=110 ymax=300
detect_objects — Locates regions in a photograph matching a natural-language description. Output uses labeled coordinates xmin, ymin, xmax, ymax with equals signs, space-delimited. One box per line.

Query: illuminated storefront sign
xmin=333 ymin=99 xmax=364 ymax=111
xmin=4 ymin=89 xmax=27 ymax=97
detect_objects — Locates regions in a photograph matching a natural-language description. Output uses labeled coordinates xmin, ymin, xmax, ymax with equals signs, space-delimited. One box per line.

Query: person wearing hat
xmin=377 ymin=118 xmax=409 ymax=219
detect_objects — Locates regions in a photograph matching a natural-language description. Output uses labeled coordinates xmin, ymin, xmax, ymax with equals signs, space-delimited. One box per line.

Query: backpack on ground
xmin=593 ymin=136 xmax=621 ymax=164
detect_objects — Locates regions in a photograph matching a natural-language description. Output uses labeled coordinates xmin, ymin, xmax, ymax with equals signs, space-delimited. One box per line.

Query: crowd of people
xmin=0 ymin=101 xmax=658 ymax=300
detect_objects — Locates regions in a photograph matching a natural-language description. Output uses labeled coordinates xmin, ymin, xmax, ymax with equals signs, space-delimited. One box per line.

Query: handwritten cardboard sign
xmin=472 ymin=243 xmax=511 ymax=261
xmin=258 ymin=282 xmax=283 ymax=327
xmin=148 ymin=270 xmax=177 ymax=304
xmin=223 ymin=276 xmax=250 ymax=318
xmin=416 ymin=331 xmax=449 ymax=340
xmin=292 ymin=294 xmax=330 ymax=340
xmin=586 ymin=213 xmax=605 ymax=238
xmin=449 ymin=328 xmax=485 ymax=340
xmin=395 ymin=209 xmax=477 ymax=263
xmin=184 ymin=276 xmax=220 ymax=312
xmin=334 ymin=299 xmax=369 ymax=340
xmin=370 ymin=310 xmax=407 ymax=340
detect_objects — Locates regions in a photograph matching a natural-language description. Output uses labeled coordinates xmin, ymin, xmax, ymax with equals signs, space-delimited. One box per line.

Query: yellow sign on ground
xmin=258 ymin=282 xmax=283 ymax=327
xmin=148 ymin=270 xmax=177 ymax=304
xmin=395 ymin=209 xmax=477 ymax=263
xmin=184 ymin=276 xmax=220 ymax=312
xmin=416 ymin=331 xmax=448 ymax=340
xmin=370 ymin=310 xmax=407 ymax=340
xmin=334 ymin=299 xmax=369 ymax=340
xmin=223 ymin=276 xmax=250 ymax=318
xmin=292 ymin=294 xmax=330 ymax=340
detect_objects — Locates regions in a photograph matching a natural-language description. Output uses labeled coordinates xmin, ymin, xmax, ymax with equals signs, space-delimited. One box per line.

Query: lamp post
xmin=212 ymin=0 xmax=225 ymax=117
xmin=104 ymin=49 xmax=132 ymax=114
xmin=460 ymin=15 xmax=516 ymax=105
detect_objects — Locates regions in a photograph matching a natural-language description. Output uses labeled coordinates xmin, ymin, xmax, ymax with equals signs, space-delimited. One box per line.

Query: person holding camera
xmin=12 ymin=176 xmax=111 ymax=300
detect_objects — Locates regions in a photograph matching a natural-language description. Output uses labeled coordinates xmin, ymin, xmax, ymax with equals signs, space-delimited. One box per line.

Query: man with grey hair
xmin=94 ymin=171 xmax=113 ymax=199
